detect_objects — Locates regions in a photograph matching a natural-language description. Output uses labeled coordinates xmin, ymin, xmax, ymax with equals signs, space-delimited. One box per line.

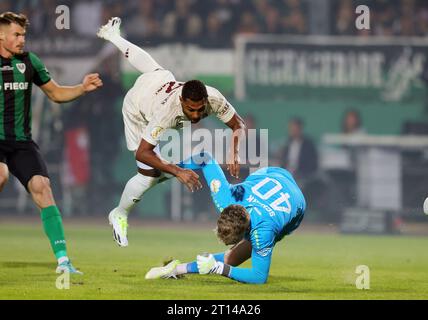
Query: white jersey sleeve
xmin=206 ymin=86 xmax=236 ymax=124
xmin=141 ymin=113 xmax=176 ymax=146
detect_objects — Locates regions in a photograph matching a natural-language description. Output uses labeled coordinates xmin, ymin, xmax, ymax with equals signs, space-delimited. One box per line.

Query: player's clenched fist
xmin=82 ymin=73 xmax=103 ymax=93
xmin=176 ymin=168 xmax=202 ymax=192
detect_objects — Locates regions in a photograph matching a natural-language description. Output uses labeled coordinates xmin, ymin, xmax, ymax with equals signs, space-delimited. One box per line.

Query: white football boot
xmin=108 ymin=209 xmax=128 ymax=247
xmin=97 ymin=17 xmax=122 ymax=41
xmin=145 ymin=260 xmax=181 ymax=280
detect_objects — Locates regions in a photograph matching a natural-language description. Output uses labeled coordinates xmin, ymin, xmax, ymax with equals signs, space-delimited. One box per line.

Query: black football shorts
xmin=0 ymin=140 xmax=49 ymax=190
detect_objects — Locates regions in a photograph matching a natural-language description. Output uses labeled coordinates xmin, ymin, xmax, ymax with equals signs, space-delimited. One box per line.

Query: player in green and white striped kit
xmin=0 ymin=12 xmax=103 ymax=274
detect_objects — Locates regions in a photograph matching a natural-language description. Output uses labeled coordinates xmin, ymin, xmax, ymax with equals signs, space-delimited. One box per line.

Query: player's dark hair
xmin=182 ymin=80 xmax=208 ymax=102
xmin=215 ymin=205 xmax=250 ymax=245
xmin=0 ymin=12 xmax=29 ymax=29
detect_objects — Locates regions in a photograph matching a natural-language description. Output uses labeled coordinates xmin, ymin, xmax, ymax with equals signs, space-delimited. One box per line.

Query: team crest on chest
xmin=16 ymin=63 xmax=26 ymax=74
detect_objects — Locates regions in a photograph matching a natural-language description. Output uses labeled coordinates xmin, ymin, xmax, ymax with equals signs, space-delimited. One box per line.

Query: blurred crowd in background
xmin=1 ymin=0 xmax=427 ymax=223
xmin=2 ymin=0 xmax=428 ymax=48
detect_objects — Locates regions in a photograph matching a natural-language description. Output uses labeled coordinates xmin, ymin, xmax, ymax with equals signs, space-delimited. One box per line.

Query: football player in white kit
xmin=97 ymin=18 xmax=246 ymax=247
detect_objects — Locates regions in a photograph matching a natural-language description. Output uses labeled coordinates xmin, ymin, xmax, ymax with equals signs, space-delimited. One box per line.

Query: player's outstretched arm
xmin=209 ymin=87 xmax=246 ymax=180
xmin=228 ymin=250 xmax=271 ymax=284
xmin=136 ymin=138 xmax=202 ymax=192
xmin=179 ymin=152 xmax=234 ymax=212
xmin=224 ymin=113 xmax=246 ymax=179
xmin=40 ymin=74 xmax=103 ymax=103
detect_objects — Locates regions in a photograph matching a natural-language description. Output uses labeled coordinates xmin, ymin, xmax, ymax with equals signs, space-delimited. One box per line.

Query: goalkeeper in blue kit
xmin=145 ymin=153 xmax=306 ymax=284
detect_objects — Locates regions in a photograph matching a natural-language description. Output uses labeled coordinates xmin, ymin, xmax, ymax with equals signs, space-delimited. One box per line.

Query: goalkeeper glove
xmin=197 ymin=253 xmax=231 ymax=276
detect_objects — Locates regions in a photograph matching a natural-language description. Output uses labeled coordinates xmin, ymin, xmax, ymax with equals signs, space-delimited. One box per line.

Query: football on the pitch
xmin=424 ymin=197 xmax=428 ymax=215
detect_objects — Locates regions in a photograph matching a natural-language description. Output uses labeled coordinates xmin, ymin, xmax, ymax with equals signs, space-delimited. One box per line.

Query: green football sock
xmin=41 ymin=206 xmax=68 ymax=260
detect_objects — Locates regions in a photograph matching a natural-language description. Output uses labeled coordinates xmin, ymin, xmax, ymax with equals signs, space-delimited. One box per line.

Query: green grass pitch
xmin=0 ymin=221 xmax=427 ymax=300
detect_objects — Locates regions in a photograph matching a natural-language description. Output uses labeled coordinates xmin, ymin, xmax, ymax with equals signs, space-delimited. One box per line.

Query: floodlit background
xmin=0 ymin=0 xmax=428 ymax=300
xmin=0 ymin=1 xmax=427 ymax=237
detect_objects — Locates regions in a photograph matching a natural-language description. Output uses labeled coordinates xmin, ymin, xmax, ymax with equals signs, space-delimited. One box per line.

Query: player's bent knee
xmin=28 ymin=176 xmax=52 ymax=195
xmin=257 ymin=274 xmax=268 ymax=284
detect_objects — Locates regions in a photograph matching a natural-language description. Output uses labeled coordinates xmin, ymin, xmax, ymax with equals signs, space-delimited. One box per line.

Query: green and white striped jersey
xmin=0 ymin=51 xmax=51 ymax=141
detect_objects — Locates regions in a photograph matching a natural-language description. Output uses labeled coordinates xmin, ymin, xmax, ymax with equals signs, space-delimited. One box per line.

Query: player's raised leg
xmin=28 ymin=175 xmax=82 ymax=275
xmin=97 ymin=17 xmax=162 ymax=73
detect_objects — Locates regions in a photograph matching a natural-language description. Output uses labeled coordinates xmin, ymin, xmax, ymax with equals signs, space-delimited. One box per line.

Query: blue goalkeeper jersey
xmin=180 ymin=153 xmax=306 ymax=284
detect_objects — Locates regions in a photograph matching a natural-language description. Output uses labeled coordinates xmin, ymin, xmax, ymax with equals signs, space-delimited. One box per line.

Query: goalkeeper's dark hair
xmin=182 ymin=80 xmax=208 ymax=102
xmin=0 ymin=12 xmax=29 ymax=28
xmin=215 ymin=205 xmax=250 ymax=245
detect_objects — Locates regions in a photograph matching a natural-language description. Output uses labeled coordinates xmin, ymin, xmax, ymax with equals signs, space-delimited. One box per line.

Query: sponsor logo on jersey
xmin=16 ymin=63 xmax=26 ymax=74
xmin=0 ymin=66 xmax=14 ymax=72
xmin=0 ymin=82 xmax=29 ymax=91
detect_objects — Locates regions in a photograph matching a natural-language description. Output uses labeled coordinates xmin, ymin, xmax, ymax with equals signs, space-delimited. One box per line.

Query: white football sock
xmin=109 ymin=35 xmax=163 ymax=73
xmin=116 ymin=173 xmax=160 ymax=215
xmin=175 ymin=263 xmax=188 ymax=276
xmin=57 ymin=256 xmax=69 ymax=265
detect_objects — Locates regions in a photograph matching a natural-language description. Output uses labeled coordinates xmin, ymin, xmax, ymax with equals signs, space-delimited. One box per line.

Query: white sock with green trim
xmin=176 ymin=263 xmax=188 ymax=275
